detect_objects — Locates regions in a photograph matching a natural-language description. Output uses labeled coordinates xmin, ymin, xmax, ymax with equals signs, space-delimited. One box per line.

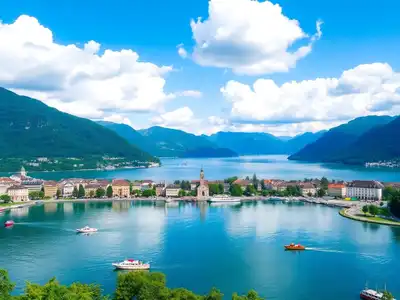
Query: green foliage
xmin=96 ymin=188 xmax=106 ymax=198
xmin=72 ymin=186 xmax=79 ymax=198
xmin=230 ymin=184 xmax=243 ymax=197
xmin=382 ymin=290 xmax=395 ymax=300
xmin=244 ymin=185 xmax=257 ymax=196
xmin=89 ymin=190 xmax=95 ymax=198
xmin=209 ymin=184 xmax=223 ymax=196
xmin=260 ymin=180 xmax=265 ymax=191
xmin=317 ymin=189 xmax=326 ymax=197
xmin=178 ymin=189 xmax=186 ymax=197
xmin=225 ymin=177 xmax=238 ymax=185
xmin=368 ymin=205 xmax=379 ymax=216
xmin=286 ymin=186 xmax=301 ymax=197
xmin=29 ymin=191 xmax=44 ymax=200
xmin=0 ymin=194 xmax=11 ymax=203
xmin=56 ymin=189 xmax=62 ymax=198
xmin=180 ymin=180 xmax=191 ymax=191
xmin=252 ymin=174 xmax=258 ymax=190
xmin=0 ymin=88 xmax=158 ymax=170
xmin=0 ymin=269 xmax=15 ymax=299
xmin=320 ymin=177 xmax=329 ymax=190
xmin=203 ymin=288 xmax=223 ymax=300
xmin=78 ymin=184 xmax=85 ymax=198
xmin=232 ymin=290 xmax=264 ymax=300
xmin=106 ymin=186 xmax=113 ymax=198
xmin=142 ymin=189 xmax=156 ymax=198
xmin=362 ymin=205 xmax=369 ymax=215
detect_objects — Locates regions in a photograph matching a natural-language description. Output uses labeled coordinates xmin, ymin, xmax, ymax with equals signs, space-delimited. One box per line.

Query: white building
xmin=165 ymin=185 xmax=180 ymax=197
xmin=7 ymin=185 xmax=29 ymax=202
xmin=346 ymin=180 xmax=384 ymax=201
xmin=0 ymin=178 xmax=17 ymax=195
xmin=300 ymin=183 xmax=317 ymax=197
xmin=62 ymin=182 xmax=75 ymax=197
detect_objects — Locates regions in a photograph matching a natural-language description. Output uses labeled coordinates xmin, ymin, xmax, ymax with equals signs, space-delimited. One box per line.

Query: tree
xmin=244 ymin=185 xmax=256 ymax=196
xmin=178 ymin=189 xmax=186 ymax=197
xmin=225 ymin=176 xmax=238 ymax=184
xmin=252 ymin=173 xmax=258 ymax=190
xmin=368 ymin=205 xmax=379 ymax=216
xmin=72 ymin=186 xmax=79 ymax=198
xmin=174 ymin=180 xmax=181 ymax=185
xmin=245 ymin=176 xmax=250 ymax=180
xmin=380 ymin=202 xmax=384 ymax=207
xmin=260 ymin=180 xmax=266 ymax=191
xmin=209 ymin=184 xmax=222 ymax=196
xmin=96 ymin=188 xmax=106 ymax=198
xmin=0 ymin=269 xmax=14 ymax=300
xmin=89 ymin=190 xmax=95 ymax=198
xmin=317 ymin=189 xmax=326 ymax=197
xmin=230 ymin=184 xmax=243 ymax=197
xmin=382 ymin=290 xmax=395 ymax=300
xmin=142 ymin=189 xmax=155 ymax=198
xmin=56 ymin=189 xmax=62 ymax=199
xmin=204 ymin=288 xmax=223 ymax=300
xmin=362 ymin=205 xmax=369 ymax=215
xmin=320 ymin=177 xmax=329 ymax=190
xmin=232 ymin=290 xmax=264 ymax=300
xmin=106 ymin=186 xmax=113 ymax=198
xmin=0 ymin=195 xmax=12 ymax=203
xmin=78 ymin=184 xmax=85 ymax=198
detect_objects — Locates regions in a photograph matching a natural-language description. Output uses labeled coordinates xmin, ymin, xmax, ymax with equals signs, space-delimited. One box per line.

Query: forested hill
xmin=0 ymin=88 xmax=157 ymax=165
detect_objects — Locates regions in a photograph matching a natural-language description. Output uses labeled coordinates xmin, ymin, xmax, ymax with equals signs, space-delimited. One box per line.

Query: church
xmin=196 ymin=168 xmax=209 ymax=200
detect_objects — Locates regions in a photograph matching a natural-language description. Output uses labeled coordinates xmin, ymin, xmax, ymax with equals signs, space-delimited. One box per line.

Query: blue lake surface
xmin=5 ymin=155 xmax=400 ymax=182
xmin=1 ymin=200 xmax=400 ymax=299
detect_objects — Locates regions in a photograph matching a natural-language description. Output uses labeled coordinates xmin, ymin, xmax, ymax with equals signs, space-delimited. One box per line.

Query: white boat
xmin=112 ymin=259 xmax=150 ymax=270
xmin=209 ymin=195 xmax=241 ymax=203
xmin=76 ymin=226 xmax=98 ymax=233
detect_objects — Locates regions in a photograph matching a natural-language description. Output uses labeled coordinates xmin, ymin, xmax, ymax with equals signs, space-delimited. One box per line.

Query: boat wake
xmin=305 ymin=247 xmax=346 ymax=254
xmin=306 ymin=247 xmax=383 ymax=259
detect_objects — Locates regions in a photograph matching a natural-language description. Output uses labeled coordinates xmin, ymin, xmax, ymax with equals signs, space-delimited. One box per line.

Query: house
xmin=0 ymin=177 xmax=17 ymax=195
xmin=263 ymin=179 xmax=284 ymax=191
xmin=112 ymin=179 xmax=130 ymax=197
xmin=60 ymin=182 xmax=75 ymax=197
xmin=328 ymin=183 xmax=346 ymax=198
xmin=346 ymin=180 xmax=384 ymax=201
xmin=141 ymin=180 xmax=154 ymax=191
xmin=85 ymin=183 xmax=102 ymax=197
xmin=7 ymin=185 xmax=29 ymax=202
xmin=131 ymin=181 xmax=142 ymax=191
xmin=276 ymin=181 xmax=299 ymax=192
xmin=155 ymin=184 xmax=166 ymax=197
xmin=300 ymin=183 xmax=317 ymax=197
xmin=10 ymin=167 xmax=43 ymax=192
xmin=44 ymin=181 xmax=58 ymax=198
xmin=232 ymin=179 xmax=252 ymax=191
xmin=165 ymin=185 xmax=180 ymax=197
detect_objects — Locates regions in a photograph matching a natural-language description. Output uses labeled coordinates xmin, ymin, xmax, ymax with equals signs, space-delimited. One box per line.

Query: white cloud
xmin=177 ymin=44 xmax=188 ymax=59
xmin=189 ymin=0 xmax=322 ymax=75
xmin=151 ymin=107 xmax=201 ymax=131
xmin=176 ymin=90 xmax=202 ymax=98
xmin=0 ymin=15 xmax=185 ymax=119
xmin=221 ymin=63 xmax=400 ymax=126
xmin=102 ymin=114 xmax=133 ymax=126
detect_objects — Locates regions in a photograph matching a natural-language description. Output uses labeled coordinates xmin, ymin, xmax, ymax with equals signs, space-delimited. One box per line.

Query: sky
xmin=1 ymin=0 xmax=400 ymax=136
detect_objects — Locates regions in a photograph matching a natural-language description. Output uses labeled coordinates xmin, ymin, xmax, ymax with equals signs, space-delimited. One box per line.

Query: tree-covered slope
xmin=0 ymin=87 xmax=157 ymax=162
xmin=288 ymin=116 xmax=394 ymax=162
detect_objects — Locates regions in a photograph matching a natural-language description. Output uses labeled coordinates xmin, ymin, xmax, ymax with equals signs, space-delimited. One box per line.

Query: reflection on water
xmin=1 ymin=200 xmax=400 ymax=300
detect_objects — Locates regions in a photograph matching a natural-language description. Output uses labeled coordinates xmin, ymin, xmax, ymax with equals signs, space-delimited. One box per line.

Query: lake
xmin=1 ymin=200 xmax=400 ymax=299
xmin=9 ymin=155 xmax=400 ymax=182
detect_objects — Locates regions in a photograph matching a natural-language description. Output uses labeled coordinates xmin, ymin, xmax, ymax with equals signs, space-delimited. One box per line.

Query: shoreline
xmin=339 ymin=208 xmax=400 ymax=227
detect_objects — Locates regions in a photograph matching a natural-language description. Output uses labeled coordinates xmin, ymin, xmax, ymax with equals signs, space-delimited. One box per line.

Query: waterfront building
xmin=141 ymin=180 xmax=154 ymax=191
xmin=190 ymin=181 xmax=199 ymax=191
xmin=165 ymin=185 xmax=180 ymax=197
xmin=85 ymin=183 xmax=102 ymax=197
xmin=155 ymin=183 xmax=166 ymax=197
xmin=233 ymin=179 xmax=252 ymax=191
xmin=10 ymin=167 xmax=43 ymax=192
xmin=346 ymin=180 xmax=384 ymax=201
xmin=197 ymin=168 xmax=210 ymax=200
xmin=276 ymin=181 xmax=299 ymax=192
xmin=131 ymin=181 xmax=142 ymax=191
xmin=44 ymin=181 xmax=58 ymax=198
xmin=0 ymin=177 xmax=17 ymax=195
xmin=112 ymin=179 xmax=130 ymax=197
xmin=300 ymin=183 xmax=317 ymax=196
xmin=62 ymin=182 xmax=75 ymax=197
xmin=328 ymin=183 xmax=346 ymax=198
xmin=263 ymin=179 xmax=285 ymax=190
xmin=7 ymin=185 xmax=29 ymax=202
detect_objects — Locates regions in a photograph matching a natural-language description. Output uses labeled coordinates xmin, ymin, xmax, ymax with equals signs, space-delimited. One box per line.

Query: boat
xmin=209 ymin=195 xmax=241 ymax=203
xmin=4 ymin=220 xmax=14 ymax=227
xmin=360 ymin=288 xmax=396 ymax=300
xmin=284 ymin=243 xmax=306 ymax=251
xmin=165 ymin=197 xmax=173 ymax=203
xmin=112 ymin=259 xmax=150 ymax=270
xmin=76 ymin=226 xmax=98 ymax=233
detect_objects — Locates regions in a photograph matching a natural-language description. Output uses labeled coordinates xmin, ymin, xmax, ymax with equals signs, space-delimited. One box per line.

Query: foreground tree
xmin=0 ymin=195 xmax=12 ymax=204
xmin=232 ymin=290 xmax=264 ymax=300
xmin=96 ymin=188 xmax=106 ymax=198
xmin=0 ymin=269 xmax=14 ymax=300
xmin=56 ymin=189 xmax=62 ymax=199
xmin=230 ymin=184 xmax=243 ymax=197
xmin=317 ymin=189 xmax=326 ymax=198
xmin=106 ymin=186 xmax=113 ymax=198
xmin=368 ymin=205 xmax=379 ymax=217
xmin=72 ymin=186 xmax=79 ymax=198
xmin=362 ymin=205 xmax=369 ymax=216
xmin=382 ymin=290 xmax=394 ymax=300
xmin=78 ymin=184 xmax=85 ymax=198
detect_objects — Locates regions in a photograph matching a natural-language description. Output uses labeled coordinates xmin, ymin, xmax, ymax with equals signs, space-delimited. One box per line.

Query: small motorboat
xmin=112 ymin=259 xmax=150 ymax=270
xmin=284 ymin=243 xmax=306 ymax=251
xmin=4 ymin=220 xmax=14 ymax=227
xmin=76 ymin=226 xmax=98 ymax=233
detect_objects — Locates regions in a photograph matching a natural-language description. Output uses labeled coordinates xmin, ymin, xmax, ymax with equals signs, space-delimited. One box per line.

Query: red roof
xmin=44 ymin=181 xmax=58 ymax=187
xmin=233 ymin=179 xmax=252 ymax=186
xmin=112 ymin=179 xmax=130 ymax=186
xmin=328 ymin=183 xmax=346 ymax=189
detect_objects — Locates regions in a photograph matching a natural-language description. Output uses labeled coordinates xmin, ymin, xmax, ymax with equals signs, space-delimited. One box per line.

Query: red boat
xmin=4 ymin=220 xmax=14 ymax=227
xmin=284 ymin=243 xmax=306 ymax=250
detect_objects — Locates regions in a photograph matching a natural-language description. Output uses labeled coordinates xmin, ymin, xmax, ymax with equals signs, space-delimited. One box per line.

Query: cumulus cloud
xmin=176 ymin=90 xmax=202 ymax=98
xmin=0 ymin=15 xmax=200 ymax=119
xmin=221 ymin=63 xmax=400 ymax=125
xmin=177 ymin=44 xmax=188 ymax=59
xmin=151 ymin=107 xmax=201 ymax=130
xmin=189 ymin=0 xmax=322 ymax=75
xmin=102 ymin=114 xmax=133 ymax=126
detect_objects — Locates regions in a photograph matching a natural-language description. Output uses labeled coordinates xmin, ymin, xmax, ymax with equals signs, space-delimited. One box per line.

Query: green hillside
xmin=288 ymin=116 xmax=394 ymax=162
xmin=0 ymin=87 xmax=157 ymax=171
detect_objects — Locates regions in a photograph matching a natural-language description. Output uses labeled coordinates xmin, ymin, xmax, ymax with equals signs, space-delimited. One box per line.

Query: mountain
xmin=286 ymin=131 xmax=326 ymax=154
xmin=0 ymin=87 xmax=157 ymax=170
xmin=330 ymin=116 xmax=400 ymax=164
xmin=100 ymin=123 xmax=238 ymax=158
xmin=288 ymin=116 xmax=394 ymax=162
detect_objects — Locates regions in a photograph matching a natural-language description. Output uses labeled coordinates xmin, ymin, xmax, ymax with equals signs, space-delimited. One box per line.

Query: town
xmin=0 ymin=166 xmax=398 ymax=203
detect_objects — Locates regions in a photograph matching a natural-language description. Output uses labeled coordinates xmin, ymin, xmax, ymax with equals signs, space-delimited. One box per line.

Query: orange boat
xmin=284 ymin=243 xmax=306 ymax=250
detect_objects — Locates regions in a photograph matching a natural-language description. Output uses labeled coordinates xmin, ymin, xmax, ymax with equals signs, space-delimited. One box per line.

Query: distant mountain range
xmin=0 ymin=87 xmax=158 ymax=171
xmin=289 ymin=115 xmax=396 ymax=164
xmin=99 ymin=122 xmax=238 ymax=158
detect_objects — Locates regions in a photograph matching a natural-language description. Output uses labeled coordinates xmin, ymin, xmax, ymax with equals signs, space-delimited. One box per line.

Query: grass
xmin=340 ymin=209 xmax=400 ymax=227
xmin=0 ymin=201 xmax=28 ymax=208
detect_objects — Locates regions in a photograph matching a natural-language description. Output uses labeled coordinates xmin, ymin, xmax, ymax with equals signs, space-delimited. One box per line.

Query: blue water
xmin=3 ymin=155 xmax=400 ymax=182
xmin=1 ymin=201 xmax=400 ymax=299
